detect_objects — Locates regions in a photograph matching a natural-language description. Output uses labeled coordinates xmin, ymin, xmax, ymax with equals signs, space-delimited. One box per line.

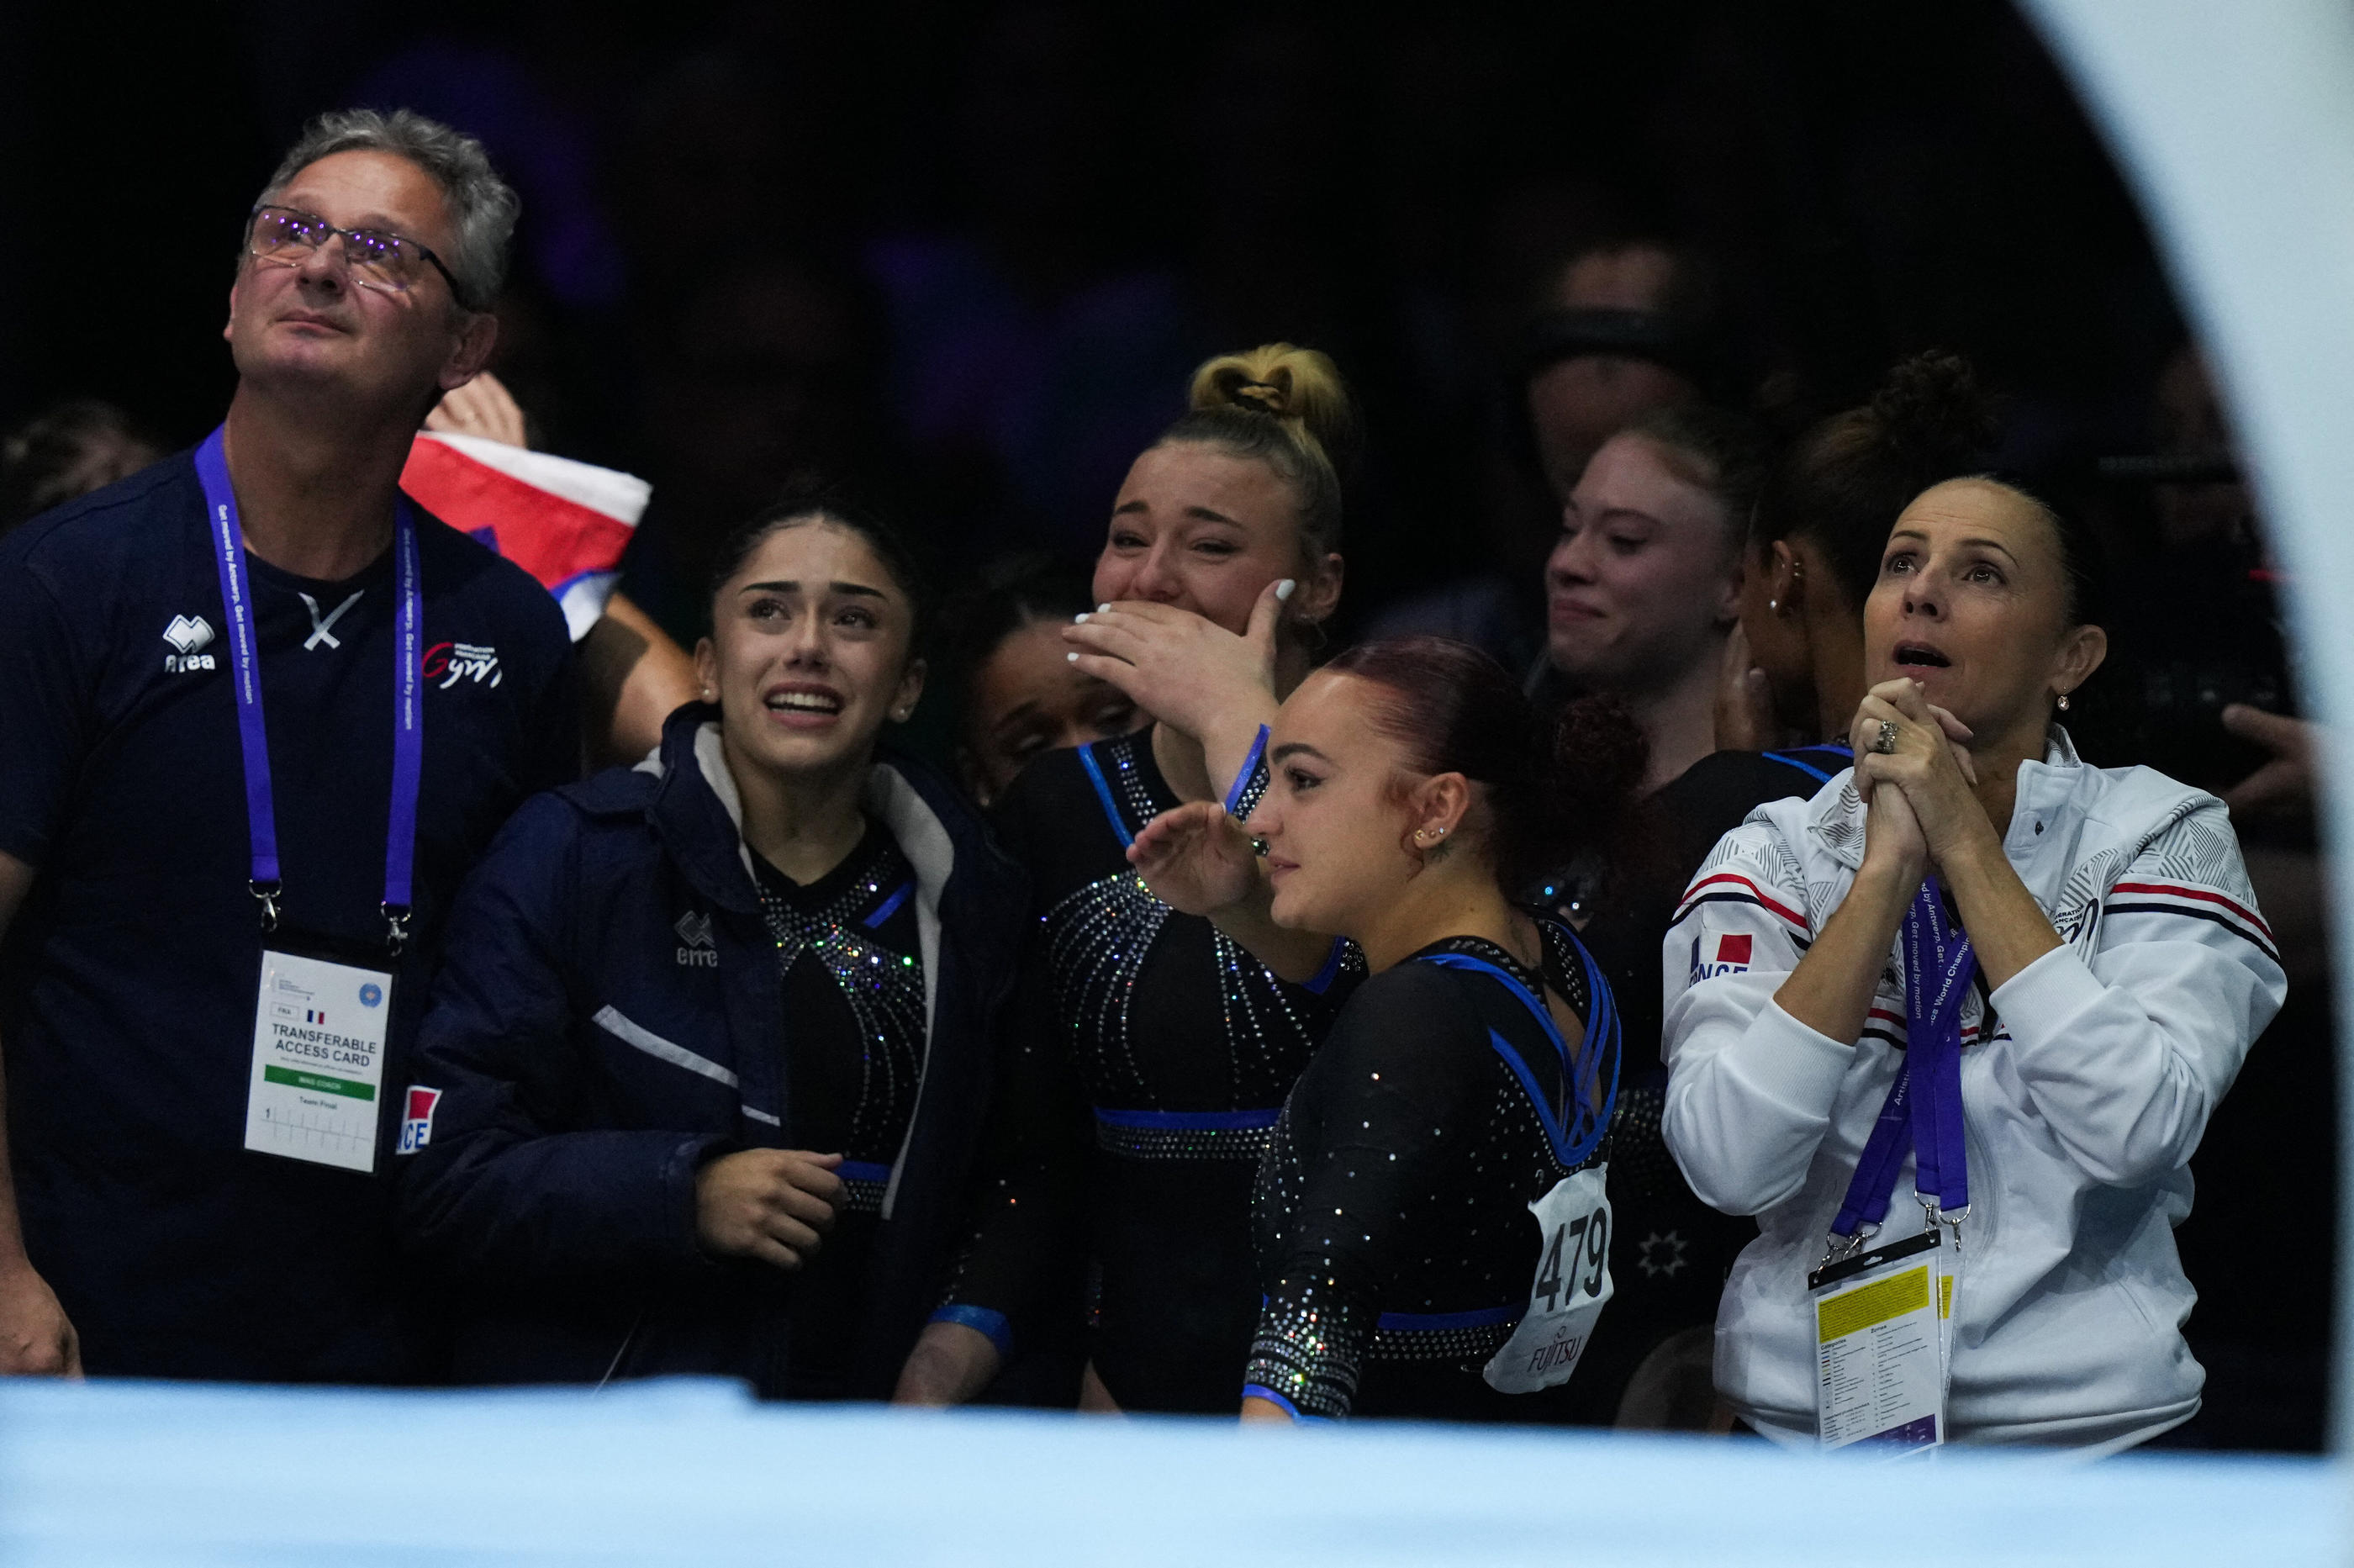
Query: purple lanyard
xmin=195 ymin=427 xmax=425 ymax=953
xmin=1829 ymin=877 xmax=1977 ymax=1246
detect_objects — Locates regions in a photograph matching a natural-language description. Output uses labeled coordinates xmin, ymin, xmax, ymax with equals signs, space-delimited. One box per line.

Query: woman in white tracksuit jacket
xmin=1662 ymin=476 xmax=2285 ymax=1452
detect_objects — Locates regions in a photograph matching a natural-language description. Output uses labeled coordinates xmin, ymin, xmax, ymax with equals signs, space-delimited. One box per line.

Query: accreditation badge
xmin=243 ymin=943 xmax=393 ymax=1174
xmin=1482 ymin=1162 xmax=1612 ymax=1395
xmin=1808 ymin=1228 xmax=1946 ymax=1454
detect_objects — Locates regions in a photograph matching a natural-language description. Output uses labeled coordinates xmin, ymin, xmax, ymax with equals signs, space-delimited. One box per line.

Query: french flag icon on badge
xmin=1716 ymin=933 xmax=1753 ymax=966
xmin=398 ymin=1086 xmax=443 ymax=1156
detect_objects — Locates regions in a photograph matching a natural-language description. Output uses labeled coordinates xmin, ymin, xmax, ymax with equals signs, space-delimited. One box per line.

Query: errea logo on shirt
xmin=421 ymin=641 xmax=502 ymax=689
xmin=676 ymin=910 xmax=717 ymax=968
xmin=161 ymin=615 xmax=217 ymax=673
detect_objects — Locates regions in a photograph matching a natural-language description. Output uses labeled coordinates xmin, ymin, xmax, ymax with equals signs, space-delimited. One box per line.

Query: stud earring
xmin=1768 ymin=599 xmax=1778 ymax=611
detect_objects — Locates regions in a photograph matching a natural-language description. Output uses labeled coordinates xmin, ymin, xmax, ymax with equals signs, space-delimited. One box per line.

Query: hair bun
xmin=1542 ymin=693 xmax=1649 ymax=866
xmin=1870 ymin=350 xmax=1997 ymax=473
xmin=1188 ymin=343 xmax=1359 ymax=475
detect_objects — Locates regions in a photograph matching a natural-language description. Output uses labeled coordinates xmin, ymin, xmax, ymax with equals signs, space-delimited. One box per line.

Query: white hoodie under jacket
xmin=1660 ymin=728 xmax=2286 ymax=1453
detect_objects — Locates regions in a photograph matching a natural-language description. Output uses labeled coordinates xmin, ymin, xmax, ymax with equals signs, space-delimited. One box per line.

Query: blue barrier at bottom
xmin=0 ymin=1377 xmax=2338 ymax=1565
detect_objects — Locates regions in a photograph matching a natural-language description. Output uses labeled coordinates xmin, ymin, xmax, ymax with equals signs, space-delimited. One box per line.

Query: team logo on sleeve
xmin=1689 ymin=932 xmax=1754 ymax=982
xmin=397 ymin=1086 xmax=442 ymax=1154
xmin=161 ymin=615 xmax=217 ymax=672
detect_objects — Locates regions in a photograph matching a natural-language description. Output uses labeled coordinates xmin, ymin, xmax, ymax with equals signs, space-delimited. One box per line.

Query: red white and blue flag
xmin=401 ymin=432 xmax=650 ymax=642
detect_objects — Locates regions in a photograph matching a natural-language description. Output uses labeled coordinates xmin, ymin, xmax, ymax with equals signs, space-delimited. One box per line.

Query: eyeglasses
xmin=245 ymin=205 xmax=473 ymax=308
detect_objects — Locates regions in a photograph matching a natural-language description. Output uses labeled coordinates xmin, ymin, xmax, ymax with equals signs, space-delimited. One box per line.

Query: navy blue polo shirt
xmin=0 ymin=450 xmax=577 ymax=1382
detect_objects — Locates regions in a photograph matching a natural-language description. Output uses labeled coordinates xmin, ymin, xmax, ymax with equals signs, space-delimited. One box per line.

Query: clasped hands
xmin=1848 ymin=678 xmax=1988 ymax=887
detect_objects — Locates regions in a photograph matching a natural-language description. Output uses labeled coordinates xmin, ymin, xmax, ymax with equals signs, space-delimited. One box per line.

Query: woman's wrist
xmin=1850 ymin=850 xmax=1924 ymax=907
xmin=1929 ymin=812 xmax=2010 ymax=889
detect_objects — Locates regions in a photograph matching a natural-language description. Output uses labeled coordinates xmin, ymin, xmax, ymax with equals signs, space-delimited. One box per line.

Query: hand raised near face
xmin=1062 ymin=578 xmax=1293 ymax=742
xmin=1127 ymin=800 xmax=1262 ymax=917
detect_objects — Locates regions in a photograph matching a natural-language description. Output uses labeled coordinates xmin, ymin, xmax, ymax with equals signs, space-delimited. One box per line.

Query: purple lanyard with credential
xmin=194 ymin=426 xmax=425 ymax=953
xmin=1829 ymin=876 xmax=1977 ymax=1248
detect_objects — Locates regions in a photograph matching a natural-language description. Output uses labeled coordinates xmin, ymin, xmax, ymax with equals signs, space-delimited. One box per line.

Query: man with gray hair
xmin=0 ymin=110 xmax=577 ymax=1381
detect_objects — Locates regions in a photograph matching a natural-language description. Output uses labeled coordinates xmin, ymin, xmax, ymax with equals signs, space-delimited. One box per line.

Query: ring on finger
xmin=1873 ymin=719 xmax=1900 ymax=755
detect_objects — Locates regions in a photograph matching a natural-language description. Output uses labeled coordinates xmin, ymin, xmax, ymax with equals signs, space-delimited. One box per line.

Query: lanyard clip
xmin=383 ymin=902 xmax=413 ymax=958
xmin=1820 ymin=1222 xmax=1876 ymax=1265
xmin=251 ymin=879 xmax=282 ymax=933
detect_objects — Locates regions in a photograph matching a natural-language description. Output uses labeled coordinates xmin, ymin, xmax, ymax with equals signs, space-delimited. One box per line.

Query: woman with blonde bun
xmin=894 ymin=346 xmax=1363 ymax=1412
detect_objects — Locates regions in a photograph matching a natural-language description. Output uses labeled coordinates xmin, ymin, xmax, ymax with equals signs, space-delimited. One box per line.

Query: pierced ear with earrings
xmin=2056 ymin=689 xmax=2072 ymax=712
xmin=1763 ymin=541 xmax=1803 ymax=617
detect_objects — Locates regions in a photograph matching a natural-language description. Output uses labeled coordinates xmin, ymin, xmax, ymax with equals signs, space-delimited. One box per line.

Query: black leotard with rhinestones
xmin=749 ymin=822 xmax=926 ymax=1401
xmin=1244 ymin=919 xmax=1611 ymax=1423
xmin=942 ymin=731 xmax=1360 ymax=1412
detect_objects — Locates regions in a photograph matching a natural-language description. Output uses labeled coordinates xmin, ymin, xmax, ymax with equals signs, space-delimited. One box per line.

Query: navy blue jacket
xmin=398 ymin=706 xmax=1026 ymax=1396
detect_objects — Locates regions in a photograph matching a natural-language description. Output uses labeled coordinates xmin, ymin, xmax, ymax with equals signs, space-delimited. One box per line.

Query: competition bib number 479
xmin=1484 ymin=1163 xmax=1613 ymax=1395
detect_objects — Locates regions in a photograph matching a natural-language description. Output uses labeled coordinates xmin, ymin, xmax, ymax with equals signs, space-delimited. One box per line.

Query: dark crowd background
xmin=0 ymin=0 xmax=2330 ymax=1448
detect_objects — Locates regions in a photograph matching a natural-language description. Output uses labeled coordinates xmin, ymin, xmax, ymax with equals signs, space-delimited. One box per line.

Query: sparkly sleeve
xmin=1243 ymin=966 xmax=1487 ymax=1419
xmin=931 ymin=888 xmax=1090 ymax=1355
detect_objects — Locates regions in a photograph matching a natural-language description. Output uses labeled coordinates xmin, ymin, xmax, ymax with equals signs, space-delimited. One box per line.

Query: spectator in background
xmin=0 ymin=401 xmax=163 ymax=534
xmin=1534 ymin=405 xmax=1768 ymax=795
xmin=1517 ymin=401 xmax=1771 ymax=1428
xmin=0 ymin=108 xmax=576 ymax=1381
xmin=1366 ymin=238 xmax=1722 ymax=669
xmin=937 ymin=555 xmax=1146 ymax=808
xmin=1520 ymin=240 xmax=1720 ymax=508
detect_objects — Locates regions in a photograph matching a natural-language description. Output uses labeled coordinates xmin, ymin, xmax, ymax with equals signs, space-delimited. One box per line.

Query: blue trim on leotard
xmin=1414 ymin=929 xmax=1620 ymax=1171
xmin=1301 ymin=938 xmax=1349 ymax=995
xmin=861 ymin=880 xmax=914 ymax=929
xmin=1075 ymin=743 xmax=1133 ymax=848
xmin=1759 ymin=742 xmax=1854 ymax=785
xmin=1092 ymin=1106 xmax=1283 ymax=1131
xmin=927 ymin=1304 xmax=1015 ymax=1359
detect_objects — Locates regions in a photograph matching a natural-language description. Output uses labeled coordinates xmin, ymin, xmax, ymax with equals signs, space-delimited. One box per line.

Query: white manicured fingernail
xmin=1067 ymin=652 xmax=1079 ymax=663
xmin=1275 ymin=579 xmax=1296 ymax=600
xmin=1074 ymin=612 xmax=1090 ymax=623
xmin=1097 ymin=603 xmax=1112 ymax=614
